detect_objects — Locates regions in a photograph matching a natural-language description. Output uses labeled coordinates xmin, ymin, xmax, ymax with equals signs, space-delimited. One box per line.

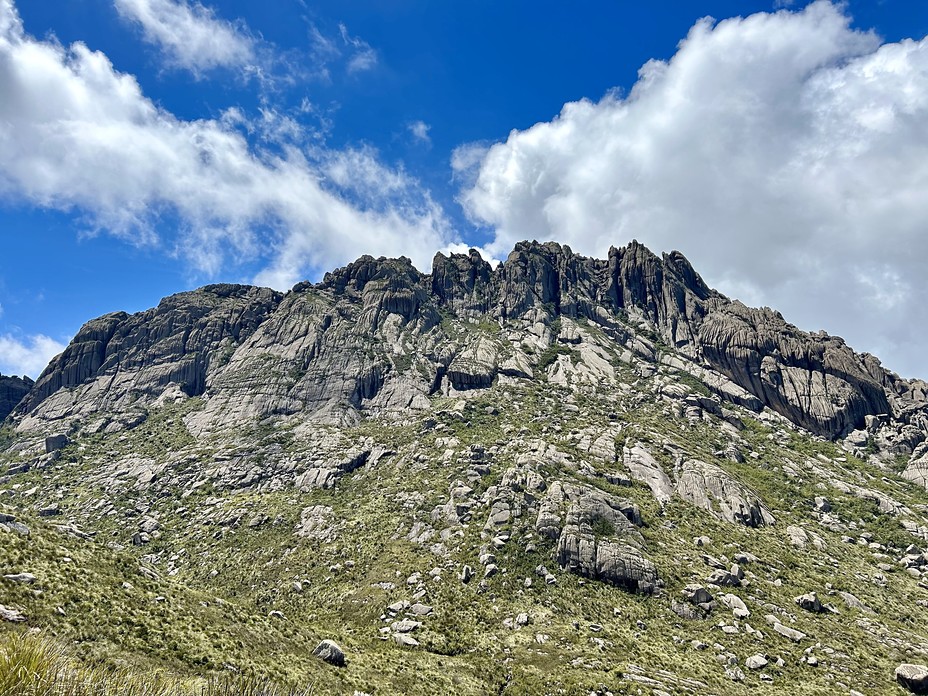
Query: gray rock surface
xmin=675 ymin=459 xmax=775 ymax=527
xmin=0 ymin=374 xmax=33 ymax=422
xmin=312 ymin=639 xmax=346 ymax=667
xmin=622 ymin=443 xmax=673 ymax=505
xmin=13 ymin=241 xmax=928 ymax=451
xmin=795 ymin=592 xmax=823 ymax=613
xmin=898 ymin=664 xmax=928 ymax=694
xmin=0 ymin=604 xmax=26 ymax=622
xmin=554 ymin=485 xmax=657 ymax=593
xmin=15 ymin=284 xmax=282 ymax=431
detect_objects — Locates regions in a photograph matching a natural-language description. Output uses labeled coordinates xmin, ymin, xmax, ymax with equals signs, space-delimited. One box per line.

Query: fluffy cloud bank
xmin=459 ymin=1 xmax=928 ymax=378
xmin=0 ymin=0 xmax=453 ymax=289
xmin=0 ymin=333 xmax=65 ymax=378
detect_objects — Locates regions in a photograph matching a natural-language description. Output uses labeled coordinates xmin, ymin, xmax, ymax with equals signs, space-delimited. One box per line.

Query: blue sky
xmin=2 ymin=0 xmax=928 ymax=379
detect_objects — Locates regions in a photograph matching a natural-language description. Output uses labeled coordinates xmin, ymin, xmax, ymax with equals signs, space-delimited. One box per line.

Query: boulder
xmin=3 ymin=573 xmax=36 ymax=584
xmin=795 ymin=592 xmax=823 ymax=613
xmin=312 ymin=639 xmax=346 ymax=667
xmin=44 ymin=434 xmax=69 ymax=453
xmin=897 ymin=664 xmax=928 ymax=694
xmin=554 ymin=485 xmax=657 ymax=593
xmin=682 ymin=584 xmax=713 ymax=606
xmin=719 ymin=593 xmax=750 ymax=618
xmin=393 ymin=633 xmax=419 ymax=647
xmin=787 ymin=525 xmax=809 ymax=548
xmin=0 ymin=604 xmax=26 ymax=622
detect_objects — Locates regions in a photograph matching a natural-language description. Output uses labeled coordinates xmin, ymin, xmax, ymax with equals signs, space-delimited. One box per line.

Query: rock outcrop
xmin=14 ymin=285 xmax=282 ymax=430
xmin=552 ymin=485 xmax=658 ymax=593
xmin=897 ymin=664 xmax=928 ymax=694
xmin=0 ymin=374 xmax=32 ymax=422
xmin=675 ymin=459 xmax=775 ymax=527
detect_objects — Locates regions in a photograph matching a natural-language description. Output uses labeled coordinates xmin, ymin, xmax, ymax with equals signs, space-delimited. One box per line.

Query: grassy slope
xmin=3 ymin=359 xmax=928 ymax=694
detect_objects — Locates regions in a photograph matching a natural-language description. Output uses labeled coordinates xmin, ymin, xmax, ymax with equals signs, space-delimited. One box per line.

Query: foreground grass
xmin=0 ymin=632 xmax=316 ymax=696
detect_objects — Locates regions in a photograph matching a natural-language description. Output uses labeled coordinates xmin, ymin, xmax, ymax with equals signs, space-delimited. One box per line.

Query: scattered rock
xmin=312 ymin=640 xmax=346 ymax=667
xmin=719 ymin=593 xmax=750 ymax=619
xmin=393 ymin=633 xmax=419 ymax=647
xmin=45 ymin=434 xmax=69 ymax=453
xmin=0 ymin=604 xmax=26 ymax=622
xmin=682 ymin=584 xmax=713 ymax=606
xmin=787 ymin=526 xmax=810 ymax=548
xmin=3 ymin=573 xmax=36 ymax=584
xmin=794 ymin=592 xmax=823 ymax=613
xmin=837 ymin=591 xmax=873 ymax=613
xmin=897 ymin=664 xmax=928 ymax=694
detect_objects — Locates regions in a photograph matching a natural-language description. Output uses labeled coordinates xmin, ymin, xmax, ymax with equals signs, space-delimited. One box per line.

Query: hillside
xmin=3 ymin=240 xmax=928 ymax=695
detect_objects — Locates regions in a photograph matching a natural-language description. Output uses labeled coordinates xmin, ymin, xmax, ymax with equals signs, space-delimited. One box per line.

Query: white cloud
xmin=441 ymin=242 xmax=501 ymax=269
xmin=450 ymin=141 xmax=491 ymax=187
xmin=408 ymin=120 xmax=431 ymax=146
xmin=459 ymin=1 xmax=928 ymax=379
xmin=114 ymin=0 xmax=255 ymax=75
xmin=0 ymin=1 xmax=454 ymax=291
xmin=339 ymin=23 xmax=377 ymax=74
xmin=0 ymin=333 xmax=65 ymax=378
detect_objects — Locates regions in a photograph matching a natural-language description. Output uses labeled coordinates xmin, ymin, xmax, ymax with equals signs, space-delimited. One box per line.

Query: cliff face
xmin=14 ymin=284 xmax=282 ymax=427
xmin=0 ymin=373 xmax=32 ymax=421
xmin=10 ymin=241 xmax=928 ymax=450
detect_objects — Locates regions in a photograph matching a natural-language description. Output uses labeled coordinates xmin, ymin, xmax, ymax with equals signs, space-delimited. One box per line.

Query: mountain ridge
xmin=9 ymin=240 xmax=928 ymax=451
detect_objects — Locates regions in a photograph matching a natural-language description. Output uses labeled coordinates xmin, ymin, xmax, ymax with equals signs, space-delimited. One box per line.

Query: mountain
xmin=3 ymin=240 xmax=928 ymax=695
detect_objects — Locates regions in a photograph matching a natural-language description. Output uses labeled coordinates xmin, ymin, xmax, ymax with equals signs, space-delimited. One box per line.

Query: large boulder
xmin=312 ymin=639 xmax=347 ymax=667
xmin=897 ymin=664 xmax=928 ymax=694
xmin=554 ymin=485 xmax=657 ymax=593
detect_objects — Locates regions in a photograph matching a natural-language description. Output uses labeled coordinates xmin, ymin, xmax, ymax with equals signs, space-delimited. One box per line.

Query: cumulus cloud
xmin=460 ymin=1 xmax=928 ymax=378
xmin=0 ymin=333 xmax=65 ymax=378
xmin=0 ymin=0 xmax=454 ymax=290
xmin=114 ymin=0 xmax=255 ymax=75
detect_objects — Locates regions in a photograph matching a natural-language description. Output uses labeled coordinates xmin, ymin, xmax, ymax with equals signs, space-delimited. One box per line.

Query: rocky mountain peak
xmin=6 ymin=239 xmax=928 ymax=448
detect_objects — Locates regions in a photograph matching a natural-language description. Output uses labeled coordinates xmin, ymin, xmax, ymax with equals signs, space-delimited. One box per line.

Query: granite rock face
xmin=0 ymin=374 xmax=32 ymax=422
xmin=14 ymin=285 xmax=281 ymax=430
xmin=675 ymin=459 xmax=776 ymax=527
xmin=10 ymin=241 xmax=928 ymax=461
xmin=553 ymin=485 xmax=658 ymax=593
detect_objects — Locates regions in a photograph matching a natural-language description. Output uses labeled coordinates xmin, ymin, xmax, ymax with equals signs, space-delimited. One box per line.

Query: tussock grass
xmin=0 ymin=632 xmax=315 ymax=696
